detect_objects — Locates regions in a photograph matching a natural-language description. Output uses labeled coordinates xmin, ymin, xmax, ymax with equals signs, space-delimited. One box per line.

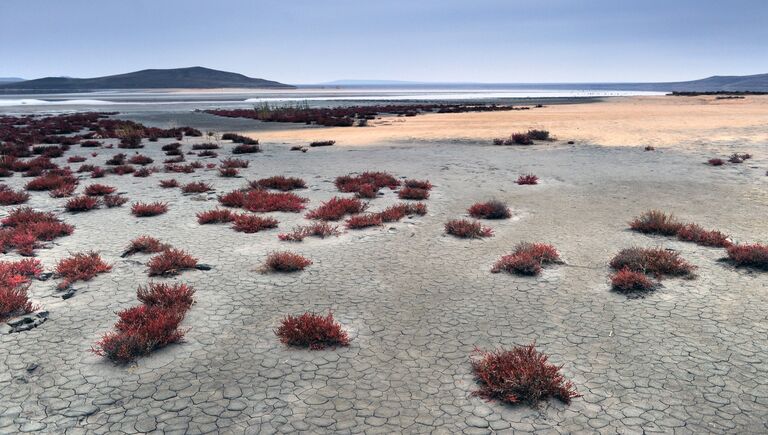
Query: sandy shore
xmin=233 ymin=95 xmax=768 ymax=152
xmin=1 ymin=98 xmax=767 ymax=433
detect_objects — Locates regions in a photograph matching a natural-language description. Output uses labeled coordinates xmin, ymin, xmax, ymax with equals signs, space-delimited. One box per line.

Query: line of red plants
xmin=278 ymin=222 xmax=342 ymax=242
xmin=335 ymin=171 xmax=400 ymax=198
xmin=629 ymin=210 xmax=731 ymax=247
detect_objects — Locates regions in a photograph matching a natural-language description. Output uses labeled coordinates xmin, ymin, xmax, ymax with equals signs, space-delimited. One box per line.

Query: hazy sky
xmin=2 ymin=0 xmax=767 ymax=84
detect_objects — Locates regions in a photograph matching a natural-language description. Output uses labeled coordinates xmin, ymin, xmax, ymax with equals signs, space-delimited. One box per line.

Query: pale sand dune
xmin=245 ymin=96 xmax=768 ymax=150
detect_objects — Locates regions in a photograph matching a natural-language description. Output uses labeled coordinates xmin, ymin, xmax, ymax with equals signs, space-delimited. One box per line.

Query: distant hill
xmin=659 ymin=73 xmax=768 ymax=92
xmin=0 ymin=77 xmax=24 ymax=83
xmin=321 ymin=80 xmax=427 ymax=86
xmin=0 ymin=67 xmax=293 ymax=91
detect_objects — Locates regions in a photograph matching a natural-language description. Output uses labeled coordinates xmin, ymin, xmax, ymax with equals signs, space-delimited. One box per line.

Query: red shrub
xmin=345 ymin=213 xmax=383 ymax=229
xmin=241 ymin=190 xmax=308 ymax=213
xmin=725 ymin=243 xmax=768 ymax=270
xmin=219 ymin=167 xmax=239 ymax=177
xmin=91 ymin=167 xmax=106 ymax=178
xmin=231 ymin=214 xmax=278 ymax=233
xmin=445 ymin=219 xmax=493 ymax=238
xmin=55 ymin=251 xmax=111 ymax=289
xmin=275 ymin=312 xmax=349 ymax=349
xmin=306 ymin=197 xmax=368 ymax=221
xmin=0 ymin=207 xmax=73 ymax=255
xmin=263 ymin=251 xmax=312 ymax=272
xmin=26 ymin=173 xmax=77 ymax=191
xmin=629 ymin=210 xmax=683 ymax=236
xmin=232 ymin=144 xmax=261 ymax=154
xmin=708 ymin=158 xmax=725 ymax=166
xmin=133 ymin=167 xmax=153 ymax=177
xmin=309 ymin=140 xmax=335 ymax=147
xmin=492 ymin=243 xmax=561 ymax=275
xmin=137 ymin=282 xmax=195 ymax=310
xmin=197 ymin=208 xmax=234 ymax=224
xmin=355 ymin=183 xmax=378 ymax=199
xmin=106 ymin=153 xmax=127 ymax=165
xmin=471 ymin=342 xmax=581 ymax=406
xmin=109 ymin=164 xmax=135 ymax=175
xmin=469 ymin=200 xmax=511 ymax=219
xmin=611 ymin=268 xmax=658 ymax=294
xmin=335 ymin=171 xmax=400 ymax=195
xmin=218 ymin=190 xmax=246 ymax=207
xmin=103 ymin=194 xmax=128 ymax=208
xmin=0 ymin=186 xmax=29 ymax=205
xmin=147 ymin=248 xmax=198 ymax=276
xmin=676 ymin=223 xmax=730 ymax=247
xmin=84 ymin=184 xmax=116 ymax=196
xmin=378 ymin=202 xmax=427 ymax=222
xmin=49 ymin=183 xmax=77 ymax=198
xmin=192 ymin=143 xmax=219 ymax=150
xmin=253 ymin=176 xmax=306 ymax=191
xmin=278 ymin=222 xmax=341 ymax=242
xmin=122 ymin=236 xmax=170 ymax=257
xmin=220 ymin=158 xmax=249 ymax=168
xmin=609 ymin=247 xmax=695 ymax=278
xmin=67 ymin=156 xmax=87 ymax=163
xmin=0 ymin=258 xmax=43 ymax=321
xmin=516 ymin=174 xmax=539 ymax=185
xmin=65 ymin=195 xmax=99 ymax=212
xmin=131 ymin=202 xmax=168 ymax=217
xmin=164 ymin=163 xmax=195 ymax=173
xmin=404 ymin=179 xmax=432 ymax=190
xmin=159 ymin=179 xmax=179 ymax=188
xmin=198 ymin=150 xmax=218 ymax=158
xmin=398 ymin=187 xmax=430 ymax=200
xmin=181 ymin=182 xmax=213 ymax=194
xmin=127 ymin=155 xmax=153 ymax=165
xmin=511 ymin=133 xmax=533 ymax=145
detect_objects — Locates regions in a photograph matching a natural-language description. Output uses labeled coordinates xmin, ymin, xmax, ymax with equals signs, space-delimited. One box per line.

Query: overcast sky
xmin=2 ymin=0 xmax=767 ymax=84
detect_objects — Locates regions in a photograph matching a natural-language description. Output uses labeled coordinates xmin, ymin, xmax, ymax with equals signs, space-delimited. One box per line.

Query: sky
xmin=2 ymin=0 xmax=767 ymax=84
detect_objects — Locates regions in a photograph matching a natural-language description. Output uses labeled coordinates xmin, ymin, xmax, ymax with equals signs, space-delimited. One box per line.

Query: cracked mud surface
xmin=1 ymin=117 xmax=767 ymax=433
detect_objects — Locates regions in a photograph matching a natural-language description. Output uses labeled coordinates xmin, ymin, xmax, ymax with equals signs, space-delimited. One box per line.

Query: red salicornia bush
xmin=263 ymin=251 xmax=312 ymax=272
xmin=121 ymin=236 xmax=170 ymax=257
xmin=306 ymin=197 xmax=368 ymax=221
xmin=0 ymin=185 xmax=29 ymax=205
xmin=147 ymin=248 xmax=198 ymax=276
xmin=84 ymin=184 xmax=116 ymax=196
xmin=676 ymin=223 xmax=730 ymax=247
xmin=218 ymin=190 xmax=246 ymax=207
xmin=55 ymin=251 xmax=112 ymax=289
xmin=241 ymin=190 xmax=308 ymax=213
xmin=218 ymin=167 xmax=238 ymax=177
xmin=377 ymin=203 xmax=427 ymax=222
xmin=725 ymin=243 xmax=768 ymax=270
xmin=472 ymin=342 xmax=581 ymax=406
xmin=253 ymin=176 xmax=306 ymax=191
xmin=0 ymin=258 xmax=42 ymax=321
xmin=516 ymin=174 xmax=539 ymax=185
xmin=404 ymin=179 xmax=432 ymax=190
xmin=609 ymin=247 xmax=695 ymax=278
xmin=492 ymin=243 xmax=562 ymax=276
xmin=137 ymin=282 xmax=195 ymax=310
xmin=197 ymin=208 xmax=235 ymax=224
xmin=629 ymin=210 xmax=683 ymax=236
xmin=231 ymin=214 xmax=278 ymax=233
xmin=278 ymin=222 xmax=341 ymax=242
xmin=468 ymin=200 xmax=511 ymax=219
xmin=0 ymin=207 xmax=74 ymax=256
xmin=335 ymin=171 xmax=400 ymax=196
xmin=275 ymin=312 xmax=350 ymax=349
xmin=220 ymin=157 xmax=250 ymax=168
xmin=159 ymin=179 xmax=179 ymax=188
xmin=345 ymin=214 xmax=383 ymax=229
xmin=707 ymin=158 xmax=725 ymax=166
xmin=131 ymin=202 xmax=168 ymax=217
xmin=103 ymin=194 xmax=128 ymax=208
xmin=398 ymin=187 xmax=430 ymax=200
xmin=65 ymin=195 xmax=99 ymax=213
xmin=181 ymin=182 xmax=213 ymax=194
xmin=445 ymin=219 xmax=493 ymax=239
xmin=610 ymin=267 xmax=658 ymax=294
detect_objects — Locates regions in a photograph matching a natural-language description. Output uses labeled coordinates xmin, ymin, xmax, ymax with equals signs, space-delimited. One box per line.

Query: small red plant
xmin=128 ymin=155 xmax=153 ymax=165
xmin=131 ymin=202 xmax=168 ymax=217
xmin=55 ymin=251 xmax=112 ymax=289
xmin=147 ymin=248 xmax=198 ymax=276
xmin=471 ymin=342 xmax=581 ymax=406
xmin=181 ymin=182 xmax=213 ymax=194
xmin=278 ymin=222 xmax=341 ymax=242
xmin=219 ymin=167 xmax=239 ymax=177
xmin=220 ymin=158 xmax=249 ymax=168
xmin=309 ymin=140 xmax=335 ymax=147
xmin=49 ymin=183 xmax=77 ymax=198
xmin=197 ymin=208 xmax=235 ymax=224
xmin=725 ymin=243 xmax=768 ymax=270
xmin=0 ymin=186 xmax=29 ymax=205
xmin=218 ymin=190 xmax=246 ymax=207
xmin=263 ymin=251 xmax=312 ymax=272
xmin=241 ymin=190 xmax=308 ymax=213
xmin=122 ymin=236 xmax=169 ymax=257
xmin=231 ymin=214 xmax=278 ymax=233
xmin=492 ymin=243 xmax=562 ymax=275
xmin=232 ymin=144 xmax=261 ymax=154
xmin=345 ymin=214 xmax=383 ymax=229
xmin=676 ymin=223 xmax=730 ymax=247
xmin=629 ymin=210 xmax=683 ymax=236
xmin=445 ymin=219 xmax=493 ymax=238
xmin=377 ymin=203 xmax=427 ymax=222
xmin=398 ymin=187 xmax=430 ymax=200
xmin=306 ymin=197 xmax=368 ymax=221
xmin=26 ymin=173 xmax=77 ymax=191
xmin=0 ymin=258 xmax=43 ymax=321
xmin=67 ymin=156 xmax=87 ymax=163
xmin=65 ymin=195 xmax=100 ymax=212
xmin=159 ymin=179 xmax=179 ymax=188
xmin=609 ymin=247 xmax=695 ymax=278
xmin=610 ymin=268 xmax=658 ymax=294
xmin=516 ymin=174 xmax=539 ymax=185
xmin=84 ymin=184 xmax=116 ymax=196
xmin=137 ymin=282 xmax=195 ymax=310
xmin=253 ymin=176 xmax=307 ymax=191
xmin=511 ymin=133 xmax=533 ymax=145
xmin=91 ymin=167 xmax=106 ymax=178
xmin=335 ymin=171 xmax=400 ymax=196
xmin=707 ymin=158 xmax=725 ymax=166
xmin=0 ymin=207 xmax=73 ymax=255
xmin=275 ymin=312 xmax=350 ymax=349
xmin=103 ymin=195 xmax=128 ymax=208
xmin=469 ymin=200 xmax=511 ymax=219
xmin=404 ymin=179 xmax=432 ymax=190
xmin=133 ymin=167 xmax=153 ymax=178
